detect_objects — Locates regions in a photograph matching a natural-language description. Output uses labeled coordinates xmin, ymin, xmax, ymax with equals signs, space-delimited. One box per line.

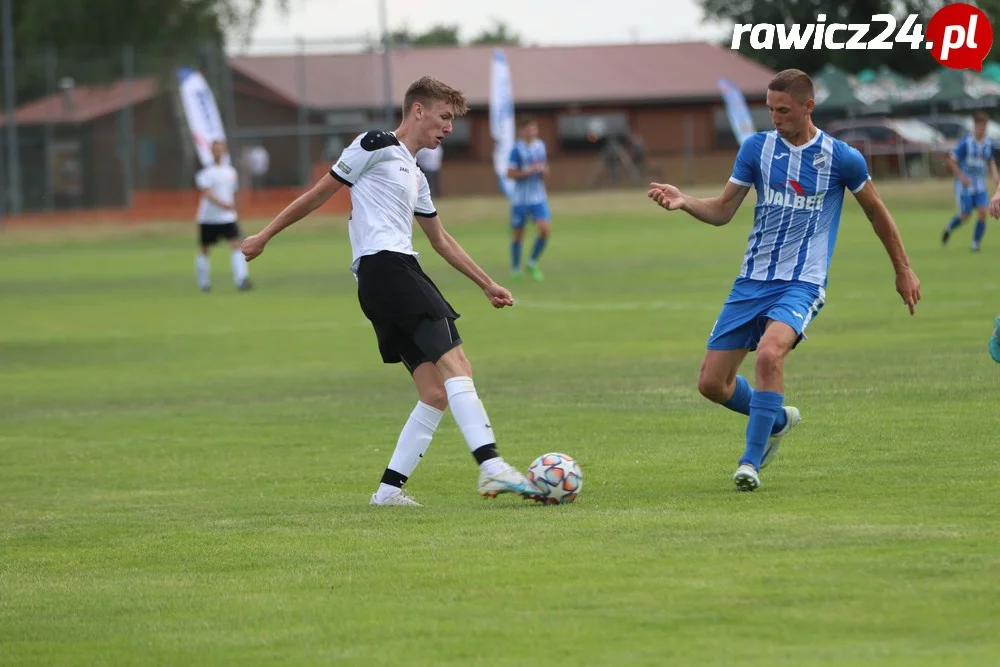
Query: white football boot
xmin=733 ymin=463 xmax=761 ymax=492
xmin=760 ymin=406 xmax=800 ymax=469
xmin=370 ymin=489 xmax=423 ymax=507
xmin=478 ymin=461 xmax=542 ymax=500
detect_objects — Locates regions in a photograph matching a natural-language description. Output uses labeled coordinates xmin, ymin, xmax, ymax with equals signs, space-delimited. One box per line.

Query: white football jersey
xmin=195 ymin=164 xmax=239 ymax=223
xmin=330 ymin=131 xmax=437 ymax=273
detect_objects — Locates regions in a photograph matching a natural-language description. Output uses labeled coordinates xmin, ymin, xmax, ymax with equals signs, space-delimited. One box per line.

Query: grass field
xmin=2 ymin=181 xmax=998 ymax=666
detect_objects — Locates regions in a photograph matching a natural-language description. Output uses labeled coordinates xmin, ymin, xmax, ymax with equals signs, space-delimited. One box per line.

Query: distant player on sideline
xmin=506 ymin=116 xmax=551 ymax=281
xmin=648 ymin=69 xmax=921 ymax=491
xmin=195 ymin=140 xmax=252 ymax=292
xmin=241 ymin=77 xmax=540 ymax=507
xmin=941 ymin=111 xmax=997 ymax=251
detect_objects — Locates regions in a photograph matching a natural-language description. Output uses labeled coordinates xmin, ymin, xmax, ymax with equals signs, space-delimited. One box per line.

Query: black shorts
xmin=356 ymin=250 xmax=462 ymax=370
xmin=198 ymin=222 xmax=242 ymax=246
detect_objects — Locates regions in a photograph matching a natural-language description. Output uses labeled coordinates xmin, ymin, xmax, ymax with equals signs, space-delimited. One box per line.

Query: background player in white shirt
xmin=241 ymin=77 xmax=541 ymax=507
xmin=195 ymin=141 xmax=251 ymax=292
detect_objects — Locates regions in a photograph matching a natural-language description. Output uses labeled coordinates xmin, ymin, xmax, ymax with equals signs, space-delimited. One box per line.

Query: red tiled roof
xmin=7 ymin=78 xmax=158 ymax=125
xmin=7 ymin=42 xmax=776 ymax=126
xmin=229 ymin=41 xmax=776 ymax=110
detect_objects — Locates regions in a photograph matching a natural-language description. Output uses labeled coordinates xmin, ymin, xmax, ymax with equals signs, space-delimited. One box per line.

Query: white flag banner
xmin=177 ymin=67 xmax=227 ymax=167
xmin=489 ymin=50 xmax=515 ymax=199
xmin=717 ymin=78 xmax=756 ymax=145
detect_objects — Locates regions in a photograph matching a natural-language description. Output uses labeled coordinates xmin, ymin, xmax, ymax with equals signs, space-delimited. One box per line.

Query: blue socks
xmin=947 ymin=214 xmax=963 ymax=231
xmin=722 ymin=376 xmax=786 ymax=434
xmin=974 ymin=219 xmax=987 ymax=245
xmin=723 ymin=375 xmax=753 ymax=415
xmin=511 ymin=240 xmax=522 ymax=271
xmin=740 ymin=391 xmax=784 ymax=470
xmin=529 ymin=235 xmax=548 ymax=263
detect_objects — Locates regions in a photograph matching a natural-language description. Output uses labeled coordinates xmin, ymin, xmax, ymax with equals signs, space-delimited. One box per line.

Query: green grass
xmin=1 ymin=183 xmax=998 ymax=666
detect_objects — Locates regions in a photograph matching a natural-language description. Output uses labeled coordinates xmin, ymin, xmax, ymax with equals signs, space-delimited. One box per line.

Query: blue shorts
xmin=707 ymin=279 xmax=826 ymax=351
xmin=511 ymin=202 xmax=551 ymax=229
xmin=955 ymin=185 xmax=988 ymax=215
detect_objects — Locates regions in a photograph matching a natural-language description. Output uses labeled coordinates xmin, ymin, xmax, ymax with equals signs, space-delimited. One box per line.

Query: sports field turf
xmin=2 ymin=182 xmax=998 ymax=666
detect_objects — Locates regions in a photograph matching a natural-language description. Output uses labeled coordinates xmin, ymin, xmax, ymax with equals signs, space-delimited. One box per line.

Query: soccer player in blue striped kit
xmin=941 ymin=111 xmax=997 ymax=252
xmin=648 ymin=69 xmax=922 ymax=491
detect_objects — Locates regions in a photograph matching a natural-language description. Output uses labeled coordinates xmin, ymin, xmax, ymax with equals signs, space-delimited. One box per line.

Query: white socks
xmin=230 ymin=249 xmax=249 ymax=285
xmin=375 ymin=401 xmax=444 ymax=502
xmin=195 ymin=255 xmax=211 ymax=290
xmin=444 ymin=376 xmax=497 ymax=452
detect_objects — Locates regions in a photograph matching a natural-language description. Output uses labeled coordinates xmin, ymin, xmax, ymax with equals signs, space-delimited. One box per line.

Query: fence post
xmin=44 ymin=47 xmax=57 ymax=211
xmin=2 ymin=0 xmax=21 ymax=215
xmin=296 ymin=37 xmax=310 ymax=187
xmin=121 ymin=44 xmax=135 ymax=208
xmin=683 ymin=116 xmax=694 ymax=185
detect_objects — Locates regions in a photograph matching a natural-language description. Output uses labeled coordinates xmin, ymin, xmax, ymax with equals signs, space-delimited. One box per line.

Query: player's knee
xmin=754 ymin=345 xmax=784 ymax=377
xmin=420 ymin=387 xmax=448 ymax=411
xmin=697 ymin=372 xmax=729 ymax=403
xmin=436 ymin=346 xmax=472 ymax=379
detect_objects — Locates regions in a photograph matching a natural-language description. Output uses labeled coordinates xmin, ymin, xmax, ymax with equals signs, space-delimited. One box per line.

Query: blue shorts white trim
xmin=511 ymin=202 xmax=551 ymax=229
xmin=707 ymin=278 xmax=826 ymax=351
xmin=955 ymin=183 xmax=988 ymax=215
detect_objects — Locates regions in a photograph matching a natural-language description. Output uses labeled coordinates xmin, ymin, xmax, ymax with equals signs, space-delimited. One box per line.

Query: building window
xmin=557 ymin=112 xmax=629 ymax=151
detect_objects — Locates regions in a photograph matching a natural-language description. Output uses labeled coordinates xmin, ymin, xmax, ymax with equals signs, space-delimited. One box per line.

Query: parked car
xmin=826 ymin=117 xmax=952 ymax=178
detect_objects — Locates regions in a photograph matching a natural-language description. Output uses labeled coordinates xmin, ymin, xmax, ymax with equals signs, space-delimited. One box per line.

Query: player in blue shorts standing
xmin=941 ymin=111 xmax=997 ymax=251
xmin=648 ymin=69 xmax=922 ymax=491
xmin=988 ymin=178 xmax=1000 ymax=362
xmin=507 ymin=116 xmax=551 ymax=281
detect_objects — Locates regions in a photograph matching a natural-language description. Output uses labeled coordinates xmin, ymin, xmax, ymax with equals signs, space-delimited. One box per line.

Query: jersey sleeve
xmin=951 ymin=137 xmax=967 ymax=162
xmin=330 ymin=133 xmax=378 ymax=186
xmin=194 ymin=168 xmax=212 ymax=190
xmin=729 ymin=134 xmax=758 ymax=187
xmin=508 ymin=145 xmax=523 ymax=169
xmin=539 ymin=141 xmax=548 ymax=162
xmin=414 ymin=171 xmax=437 ymax=218
xmin=839 ymin=144 xmax=871 ymax=193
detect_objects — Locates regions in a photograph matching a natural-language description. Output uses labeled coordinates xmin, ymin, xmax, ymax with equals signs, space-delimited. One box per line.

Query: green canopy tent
xmin=893 ymin=69 xmax=1000 ymax=113
xmin=812 ymin=64 xmax=893 ymax=119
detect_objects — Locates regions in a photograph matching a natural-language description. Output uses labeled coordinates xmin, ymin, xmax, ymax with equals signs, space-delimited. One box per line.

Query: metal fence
xmin=0 ymin=35 xmax=381 ymax=216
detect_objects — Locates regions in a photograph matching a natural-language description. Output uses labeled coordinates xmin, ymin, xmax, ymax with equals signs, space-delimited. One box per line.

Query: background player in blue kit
xmin=941 ymin=111 xmax=998 ymax=252
xmin=648 ymin=69 xmax=922 ymax=491
xmin=506 ymin=116 xmax=552 ymax=281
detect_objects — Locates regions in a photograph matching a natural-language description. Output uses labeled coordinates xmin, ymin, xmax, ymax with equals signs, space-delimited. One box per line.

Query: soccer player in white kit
xmin=194 ymin=140 xmax=252 ymax=292
xmin=241 ymin=77 xmax=541 ymax=507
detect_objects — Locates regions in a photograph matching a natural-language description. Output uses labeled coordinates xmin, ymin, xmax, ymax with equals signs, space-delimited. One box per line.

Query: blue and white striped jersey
xmin=508 ymin=139 xmax=548 ymax=206
xmin=951 ymin=134 xmax=995 ymax=194
xmin=729 ymin=130 xmax=870 ymax=287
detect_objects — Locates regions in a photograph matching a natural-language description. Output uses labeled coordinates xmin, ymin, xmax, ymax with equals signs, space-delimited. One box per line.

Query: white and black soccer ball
xmin=526 ymin=452 xmax=583 ymax=505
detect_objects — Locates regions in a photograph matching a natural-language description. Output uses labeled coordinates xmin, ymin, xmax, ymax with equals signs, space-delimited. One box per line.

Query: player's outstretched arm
xmin=648 ymin=180 xmax=749 ymax=226
xmin=852 ymin=181 xmax=921 ymax=315
xmin=242 ymin=175 xmax=343 ymax=261
xmin=416 ymin=215 xmax=513 ymax=309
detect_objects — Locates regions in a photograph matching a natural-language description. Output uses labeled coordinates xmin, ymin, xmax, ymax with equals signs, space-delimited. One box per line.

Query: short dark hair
xmin=518 ymin=115 xmax=538 ymax=128
xmin=973 ymin=111 xmax=990 ymax=123
xmin=768 ymin=69 xmax=815 ymax=103
xmin=402 ymin=76 xmax=468 ymax=117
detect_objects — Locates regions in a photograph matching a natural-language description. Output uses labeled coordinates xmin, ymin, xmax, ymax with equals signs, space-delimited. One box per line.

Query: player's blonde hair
xmin=768 ymin=69 xmax=815 ymax=103
xmin=402 ymin=76 xmax=468 ymax=117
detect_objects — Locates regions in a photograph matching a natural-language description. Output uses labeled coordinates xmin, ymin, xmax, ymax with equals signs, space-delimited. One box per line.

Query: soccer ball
xmin=526 ymin=452 xmax=583 ymax=505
